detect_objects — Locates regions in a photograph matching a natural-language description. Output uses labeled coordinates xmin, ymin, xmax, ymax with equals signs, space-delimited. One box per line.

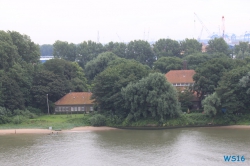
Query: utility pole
xmin=47 ymin=94 xmax=50 ymax=115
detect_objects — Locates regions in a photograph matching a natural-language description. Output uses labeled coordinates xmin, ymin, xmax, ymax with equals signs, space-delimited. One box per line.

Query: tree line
xmin=1 ymin=29 xmax=250 ymax=124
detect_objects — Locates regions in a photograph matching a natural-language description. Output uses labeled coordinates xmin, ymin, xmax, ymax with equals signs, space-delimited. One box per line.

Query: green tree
xmin=76 ymin=40 xmax=105 ymax=68
xmin=180 ymin=38 xmax=202 ymax=56
xmin=43 ymin=59 xmax=88 ymax=92
xmin=31 ymin=70 xmax=69 ymax=112
xmin=0 ymin=75 xmax=25 ymax=111
xmin=193 ymin=58 xmax=235 ymax=99
xmin=206 ymin=38 xmax=229 ymax=55
xmin=92 ymin=60 xmax=150 ymax=117
xmin=153 ymin=56 xmax=183 ymax=73
xmin=104 ymin=42 xmax=127 ymax=58
xmin=8 ymin=31 xmax=40 ymax=63
xmin=0 ymin=30 xmax=19 ymax=70
xmin=126 ymin=40 xmax=155 ymax=67
xmin=121 ymin=73 xmax=181 ymax=122
xmin=235 ymin=50 xmax=250 ymax=60
xmin=84 ymin=52 xmax=119 ymax=80
xmin=153 ymin=38 xmax=181 ymax=58
xmin=216 ymin=66 xmax=250 ymax=114
xmin=235 ymin=41 xmax=250 ymax=55
xmin=178 ymin=89 xmax=194 ymax=112
xmin=202 ymin=92 xmax=221 ymax=117
xmin=53 ymin=40 xmax=76 ymax=61
xmin=7 ymin=62 xmax=34 ymax=106
xmin=40 ymin=44 xmax=53 ymax=56
xmin=239 ymin=71 xmax=250 ymax=94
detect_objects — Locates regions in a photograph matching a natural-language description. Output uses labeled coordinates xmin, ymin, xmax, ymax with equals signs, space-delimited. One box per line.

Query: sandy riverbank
xmin=211 ymin=125 xmax=250 ymax=129
xmin=0 ymin=126 xmax=118 ymax=135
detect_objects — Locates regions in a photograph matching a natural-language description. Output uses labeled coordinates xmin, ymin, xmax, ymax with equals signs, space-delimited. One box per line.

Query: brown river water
xmin=0 ymin=127 xmax=250 ymax=166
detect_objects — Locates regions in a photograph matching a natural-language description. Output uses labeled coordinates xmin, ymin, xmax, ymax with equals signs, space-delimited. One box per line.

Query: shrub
xmin=0 ymin=115 xmax=11 ymax=124
xmin=12 ymin=115 xmax=27 ymax=124
xmin=89 ymin=114 xmax=106 ymax=126
xmin=27 ymin=106 xmax=42 ymax=115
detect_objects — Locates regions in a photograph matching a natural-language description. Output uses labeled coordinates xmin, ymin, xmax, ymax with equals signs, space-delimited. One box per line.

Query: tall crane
xmin=194 ymin=13 xmax=211 ymax=40
xmin=222 ymin=16 xmax=225 ymax=39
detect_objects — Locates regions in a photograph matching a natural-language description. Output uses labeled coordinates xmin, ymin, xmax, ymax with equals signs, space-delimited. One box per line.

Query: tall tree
xmin=43 ymin=59 xmax=88 ymax=92
xmin=202 ymin=92 xmax=221 ymax=117
xmin=0 ymin=30 xmax=19 ymax=70
xmin=153 ymin=56 xmax=183 ymax=73
xmin=126 ymin=40 xmax=155 ymax=67
xmin=40 ymin=44 xmax=53 ymax=56
xmin=206 ymin=38 xmax=229 ymax=55
xmin=84 ymin=52 xmax=119 ymax=80
xmin=153 ymin=38 xmax=181 ymax=58
xmin=235 ymin=41 xmax=250 ymax=54
xmin=76 ymin=40 xmax=105 ymax=68
xmin=121 ymin=73 xmax=181 ymax=122
xmin=53 ymin=40 xmax=76 ymax=61
xmin=193 ymin=58 xmax=235 ymax=99
xmin=104 ymin=42 xmax=127 ymax=58
xmin=216 ymin=66 xmax=250 ymax=114
xmin=180 ymin=38 xmax=202 ymax=56
xmin=92 ymin=60 xmax=150 ymax=117
xmin=184 ymin=52 xmax=228 ymax=70
xmin=8 ymin=31 xmax=40 ymax=63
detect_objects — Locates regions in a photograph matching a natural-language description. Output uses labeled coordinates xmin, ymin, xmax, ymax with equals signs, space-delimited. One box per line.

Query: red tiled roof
xmin=165 ymin=70 xmax=195 ymax=83
xmin=55 ymin=92 xmax=94 ymax=105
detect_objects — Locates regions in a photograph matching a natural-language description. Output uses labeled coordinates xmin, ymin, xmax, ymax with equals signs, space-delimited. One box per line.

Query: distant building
xmin=54 ymin=92 xmax=94 ymax=113
xmin=165 ymin=70 xmax=200 ymax=109
xmin=40 ymin=56 xmax=54 ymax=63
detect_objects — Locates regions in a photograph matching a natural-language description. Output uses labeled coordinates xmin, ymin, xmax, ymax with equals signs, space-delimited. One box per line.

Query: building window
xmin=71 ymin=107 xmax=74 ymax=111
xmin=81 ymin=107 xmax=85 ymax=111
xmin=74 ymin=107 xmax=77 ymax=111
xmin=78 ymin=107 xmax=81 ymax=111
xmin=90 ymin=107 xmax=93 ymax=111
xmin=59 ymin=107 xmax=61 ymax=112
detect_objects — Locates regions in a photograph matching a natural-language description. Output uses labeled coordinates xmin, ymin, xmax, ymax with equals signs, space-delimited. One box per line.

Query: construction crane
xmin=222 ymin=16 xmax=225 ymax=39
xmin=194 ymin=13 xmax=211 ymax=40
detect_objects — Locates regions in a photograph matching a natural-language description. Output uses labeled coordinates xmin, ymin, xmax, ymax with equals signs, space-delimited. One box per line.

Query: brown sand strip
xmin=0 ymin=126 xmax=118 ymax=134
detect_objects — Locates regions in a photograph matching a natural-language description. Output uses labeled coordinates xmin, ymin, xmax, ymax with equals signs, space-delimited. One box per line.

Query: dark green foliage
xmin=178 ymin=89 xmax=194 ymax=112
xmin=76 ymin=40 xmax=105 ymax=68
xmin=89 ymin=114 xmax=106 ymax=126
xmin=193 ymin=58 xmax=235 ymax=99
xmin=0 ymin=30 xmax=19 ymax=70
xmin=216 ymin=66 xmax=250 ymax=114
xmin=234 ymin=41 xmax=250 ymax=55
xmin=53 ymin=40 xmax=76 ymax=61
xmin=202 ymin=92 xmax=221 ymax=117
xmin=206 ymin=38 xmax=229 ymax=55
xmin=121 ymin=73 xmax=181 ymax=122
xmin=8 ymin=31 xmax=40 ymax=63
xmin=92 ymin=60 xmax=150 ymax=117
xmin=180 ymin=38 xmax=202 ymax=56
xmin=40 ymin=44 xmax=53 ymax=56
xmin=183 ymin=52 xmax=229 ymax=70
xmin=153 ymin=38 xmax=181 ymax=58
xmin=126 ymin=40 xmax=155 ymax=67
xmin=85 ymin=52 xmax=119 ymax=80
xmin=239 ymin=71 xmax=250 ymax=94
xmin=104 ymin=42 xmax=127 ymax=58
xmin=153 ymin=56 xmax=183 ymax=73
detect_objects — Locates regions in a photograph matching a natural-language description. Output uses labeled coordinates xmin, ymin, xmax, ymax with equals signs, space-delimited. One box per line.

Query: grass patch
xmin=0 ymin=114 xmax=91 ymax=130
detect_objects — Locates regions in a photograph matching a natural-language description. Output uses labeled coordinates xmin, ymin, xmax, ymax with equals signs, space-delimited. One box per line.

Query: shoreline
xmin=0 ymin=125 xmax=250 ymax=134
xmin=0 ymin=126 xmax=118 ymax=135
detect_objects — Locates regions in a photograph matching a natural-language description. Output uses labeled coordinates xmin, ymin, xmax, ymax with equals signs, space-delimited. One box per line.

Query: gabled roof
xmin=165 ymin=70 xmax=195 ymax=83
xmin=55 ymin=92 xmax=94 ymax=106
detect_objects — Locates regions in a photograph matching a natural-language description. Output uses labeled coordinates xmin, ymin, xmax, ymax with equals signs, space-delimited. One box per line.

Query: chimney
xmin=183 ymin=60 xmax=187 ymax=70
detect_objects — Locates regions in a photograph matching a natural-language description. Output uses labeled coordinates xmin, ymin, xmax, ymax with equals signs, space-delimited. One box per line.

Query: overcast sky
xmin=1 ymin=0 xmax=250 ymax=45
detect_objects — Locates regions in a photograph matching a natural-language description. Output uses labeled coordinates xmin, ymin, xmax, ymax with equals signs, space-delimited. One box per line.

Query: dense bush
xmin=89 ymin=114 xmax=106 ymax=126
